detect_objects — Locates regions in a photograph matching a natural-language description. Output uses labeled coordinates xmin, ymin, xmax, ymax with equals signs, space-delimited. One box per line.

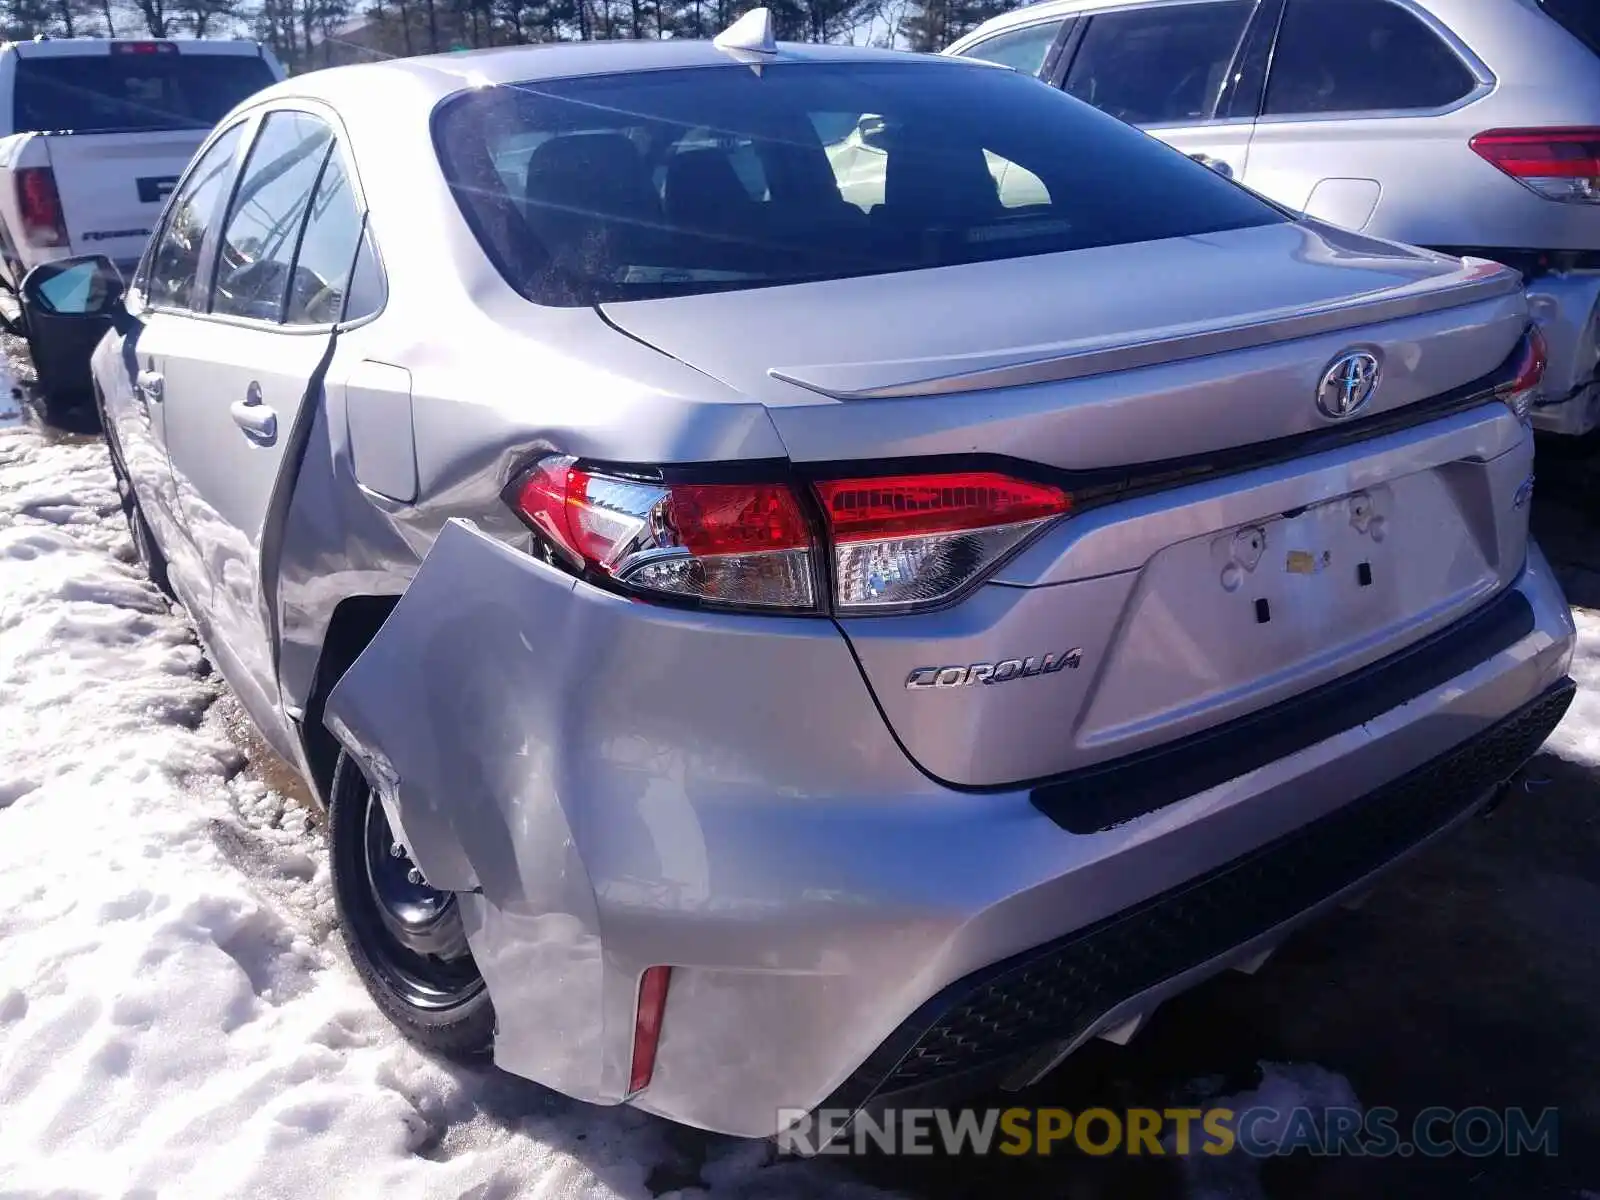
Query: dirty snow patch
xmin=1168 ymin=1062 xmax=1361 ymax=1200
xmin=1544 ymin=607 xmax=1600 ymax=770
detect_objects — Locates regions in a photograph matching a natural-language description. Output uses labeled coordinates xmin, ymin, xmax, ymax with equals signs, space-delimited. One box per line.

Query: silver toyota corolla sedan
xmin=18 ymin=13 xmax=1578 ymax=1142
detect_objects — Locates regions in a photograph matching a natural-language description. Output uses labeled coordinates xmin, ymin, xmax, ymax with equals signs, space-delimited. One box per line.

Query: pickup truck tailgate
xmin=45 ymin=131 xmax=205 ymax=265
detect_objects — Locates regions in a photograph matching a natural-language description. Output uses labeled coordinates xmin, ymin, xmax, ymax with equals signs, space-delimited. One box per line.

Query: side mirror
xmin=18 ymin=255 xmax=129 ymax=412
xmin=21 ymin=255 xmax=125 ymax=318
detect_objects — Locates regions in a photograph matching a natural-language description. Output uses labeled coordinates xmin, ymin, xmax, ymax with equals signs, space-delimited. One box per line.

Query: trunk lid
xmin=46 ymin=131 xmax=204 ymax=266
xmin=599 ymin=222 xmax=1521 ymax=459
xmin=601 ymin=222 xmax=1536 ymax=792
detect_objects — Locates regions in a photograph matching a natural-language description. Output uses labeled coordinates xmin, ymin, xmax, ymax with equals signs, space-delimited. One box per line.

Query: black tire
xmin=328 ymin=749 xmax=495 ymax=1059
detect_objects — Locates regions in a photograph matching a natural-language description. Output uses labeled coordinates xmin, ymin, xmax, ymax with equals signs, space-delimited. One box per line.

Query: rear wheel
xmin=328 ymin=749 xmax=494 ymax=1058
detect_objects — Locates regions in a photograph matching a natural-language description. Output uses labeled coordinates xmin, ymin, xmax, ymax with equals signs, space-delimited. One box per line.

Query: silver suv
xmin=948 ymin=0 xmax=1600 ymax=436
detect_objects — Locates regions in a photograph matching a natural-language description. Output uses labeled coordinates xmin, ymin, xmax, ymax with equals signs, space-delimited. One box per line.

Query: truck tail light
xmin=1470 ymin=128 xmax=1600 ymax=205
xmin=16 ymin=167 xmax=67 ymax=248
xmin=508 ymin=461 xmax=1071 ymax=615
xmin=1496 ymin=325 xmax=1549 ymax=423
xmin=814 ymin=471 xmax=1071 ymax=611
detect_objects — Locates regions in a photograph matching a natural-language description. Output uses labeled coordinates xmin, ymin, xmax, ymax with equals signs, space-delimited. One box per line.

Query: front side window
xmin=1062 ymin=1 xmax=1254 ymax=126
xmin=435 ymin=62 xmax=1283 ymax=306
xmin=212 ymin=110 xmax=334 ymax=322
xmin=146 ymin=122 xmax=245 ymax=310
xmin=958 ymin=21 xmax=1066 ymax=77
xmin=1264 ymin=0 xmax=1478 ymax=117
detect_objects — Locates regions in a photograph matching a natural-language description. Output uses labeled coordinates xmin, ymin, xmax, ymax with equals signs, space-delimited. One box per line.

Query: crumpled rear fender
xmin=323 ymin=518 xmax=931 ymax=1105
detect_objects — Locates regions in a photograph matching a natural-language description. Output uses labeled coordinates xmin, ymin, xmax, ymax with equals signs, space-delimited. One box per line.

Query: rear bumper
xmin=326 ymin=524 xmax=1575 ymax=1140
xmin=1527 ymin=271 xmax=1600 ymax=436
xmin=641 ymin=549 xmax=1572 ymax=1137
xmin=821 ymin=679 xmax=1573 ymax=1132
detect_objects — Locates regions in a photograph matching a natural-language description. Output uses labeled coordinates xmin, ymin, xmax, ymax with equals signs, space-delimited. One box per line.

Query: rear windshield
xmin=13 ymin=53 xmax=277 ymax=134
xmin=433 ymin=61 xmax=1285 ymax=305
xmin=1539 ymin=0 xmax=1600 ymax=56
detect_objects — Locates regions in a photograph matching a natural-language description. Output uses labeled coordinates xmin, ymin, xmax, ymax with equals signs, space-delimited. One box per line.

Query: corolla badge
xmin=905 ymin=650 xmax=1082 ymax=690
xmin=1316 ymin=350 xmax=1381 ymax=419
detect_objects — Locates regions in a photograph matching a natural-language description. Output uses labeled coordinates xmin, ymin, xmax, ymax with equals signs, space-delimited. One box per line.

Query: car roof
xmin=314 ymin=38 xmax=945 ymax=90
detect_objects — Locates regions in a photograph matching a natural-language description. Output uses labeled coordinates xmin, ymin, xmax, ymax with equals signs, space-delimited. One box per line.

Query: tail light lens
xmin=15 ymin=166 xmax=67 ymax=247
xmin=512 ymin=456 xmax=817 ymax=610
xmin=815 ymin=472 xmax=1071 ymax=611
xmin=1470 ymin=128 xmax=1600 ymax=205
xmin=508 ymin=461 xmax=1071 ymax=615
xmin=1496 ymin=325 xmax=1549 ymax=423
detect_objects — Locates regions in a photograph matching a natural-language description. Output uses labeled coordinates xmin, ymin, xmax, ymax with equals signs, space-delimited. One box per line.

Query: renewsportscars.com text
xmin=776 ymin=1105 xmax=1560 ymax=1159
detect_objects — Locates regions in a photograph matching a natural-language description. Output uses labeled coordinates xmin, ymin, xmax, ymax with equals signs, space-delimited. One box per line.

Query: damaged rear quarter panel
xmin=323 ymin=517 xmax=931 ymax=1103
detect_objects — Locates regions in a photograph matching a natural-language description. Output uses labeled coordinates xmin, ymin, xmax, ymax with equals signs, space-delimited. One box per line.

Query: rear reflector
xmin=1470 ymin=128 xmax=1600 ymax=204
xmin=815 ymin=472 xmax=1071 ymax=611
xmin=628 ymin=965 xmax=672 ymax=1096
xmin=15 ymin=166 xmax=67 ymax=248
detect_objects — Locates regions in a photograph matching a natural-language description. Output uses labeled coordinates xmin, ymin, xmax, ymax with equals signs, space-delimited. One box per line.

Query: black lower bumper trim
xmin=1032 ymin=587 xmax=1535 ymax=833
xmin=825 ymin=681 xmax=1574 ymax=1117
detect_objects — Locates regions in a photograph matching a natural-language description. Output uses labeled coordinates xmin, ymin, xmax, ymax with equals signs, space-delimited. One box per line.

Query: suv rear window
xmin=435 ymin=62 xmax=1283 ymax=306
xmin=1539 ymin=0 xmax=1600 ymax=56
xmin=13 ymin=53 xmax=277 ymax=134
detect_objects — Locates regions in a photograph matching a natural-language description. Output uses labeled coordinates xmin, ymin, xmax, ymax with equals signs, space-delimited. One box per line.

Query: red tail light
xmin=1497 ymin=325 xmax=1549 ymax=423
xmin=111 ymin=41 xmax=177 ymax=55
xmin=509 ymin=461 xmax=1071 ymax=615
xmin=1470 ymin=128 xmax=1600 ymax=204
xmin=628 ymin=965 xmax=672 ymax=1096
xmin=815 ymin=472 xmax=1071 ymax=611
xmin=511 ymin=457 xmax=816 ymax=610
xmin=15 ymin=166 xmax=67 ymax=248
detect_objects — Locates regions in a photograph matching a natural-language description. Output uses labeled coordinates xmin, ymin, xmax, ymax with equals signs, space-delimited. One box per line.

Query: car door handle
xmin=136 ymin=369 xmax=163 ymax=402
xmin=230 ymin=393 xmax=278 ymax=443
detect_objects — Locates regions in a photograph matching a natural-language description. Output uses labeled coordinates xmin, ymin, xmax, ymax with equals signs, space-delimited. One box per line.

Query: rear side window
xmin=212 ymin=111 xmax=334 ymax=322
xmin=1539 ymin=0 xmax=1600 ymax=57
xmin=286 ymin=152 xmax=365 ymax=325
xmin=1263 ymin=0 xmax=1478 ymax=116
xmin=1062 ymin=1 xmax=1253 ymax=126
xmin=958 ymin=21 xmax=1066 ymax=77
xmin=13 ymin=52 xmax=278 ymax=135
xmin=146 ymin=123 xmax=245 ymax=310
xmin=435 ymin=62 xmax=1283 ymax=306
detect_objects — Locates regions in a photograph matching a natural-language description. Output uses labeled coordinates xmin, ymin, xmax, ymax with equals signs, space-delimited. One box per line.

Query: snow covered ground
xmin=2 ymin=394 xmax=1596 ymax=1200
xmin=0 ymin=415 xmax=888 ymax=1199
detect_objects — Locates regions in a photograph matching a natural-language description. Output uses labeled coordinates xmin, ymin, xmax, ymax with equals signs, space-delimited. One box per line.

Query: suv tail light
xmin=1470 ymin=128 xmax=1600 ymax=205
xmin=15 ymin=166 xmax=67 ymax=248
xmin=1496 ymin=325 xmax=1549 ymax=423
xmin=508 ymin=461 xmax=1071 ymax=615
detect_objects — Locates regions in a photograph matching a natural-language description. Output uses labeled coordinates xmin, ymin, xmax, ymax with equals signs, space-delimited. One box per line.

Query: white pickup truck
xmin=0 ymin=37 xmax=284 ymax=415
xmin=0 ymin=36 xmax=284 ymax=287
